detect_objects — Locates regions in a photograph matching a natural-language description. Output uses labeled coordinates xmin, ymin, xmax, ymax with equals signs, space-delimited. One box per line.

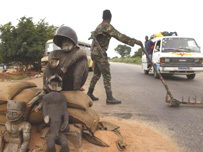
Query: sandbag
xmin=0 ymin=107 xmax=44 ymax=125
xmin=61 ymin=91 xmax=93 ymax=110
xmin=14 ymin=87 xmax=44 ymax=125
xmin=25 ymin=107 xmax=100 ymax=132
xmin=0 ymin=104 xmax=6 ymax=115
xmin=0 ymin=81 xmax=37 ymax=103
xmin=68 ymin=107 xmax=99 ymax=133
xmin=27 ymin=91 xmax=94 ymax=124
xmin=0 ymin=87 xmax=42 ymax=125
xmin=13 ymin=87 xmax=41 ymax=103
xmin=0 ymin=115 xmax=6 ymax=125
xmin=0 ymin=86 xmax=96 ymax=126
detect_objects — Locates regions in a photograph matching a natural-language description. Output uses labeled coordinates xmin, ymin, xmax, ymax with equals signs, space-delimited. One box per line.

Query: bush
xmin=110 ymin=57 xmax=141 ymax=65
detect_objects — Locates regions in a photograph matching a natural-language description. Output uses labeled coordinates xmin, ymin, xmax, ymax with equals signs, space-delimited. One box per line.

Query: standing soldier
xmin=87 ymin=9 xmax=143 ymax=104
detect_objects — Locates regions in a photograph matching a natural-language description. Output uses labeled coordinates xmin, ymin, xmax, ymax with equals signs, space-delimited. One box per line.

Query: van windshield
xmin=162 ymin=38 xmax=200 ymax=52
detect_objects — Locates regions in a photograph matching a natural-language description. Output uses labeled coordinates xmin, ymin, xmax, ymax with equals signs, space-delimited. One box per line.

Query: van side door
xmin=152 ymin=40 xmax=161 ymax=64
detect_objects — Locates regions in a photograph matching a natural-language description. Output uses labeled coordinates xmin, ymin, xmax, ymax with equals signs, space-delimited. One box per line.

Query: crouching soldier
xmin=43 ymin=26 xmax=88 ymax=91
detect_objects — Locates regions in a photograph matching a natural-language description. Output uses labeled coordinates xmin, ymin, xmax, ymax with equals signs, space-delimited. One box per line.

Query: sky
xmin=0 ymin=0 xmax=202 ymax=58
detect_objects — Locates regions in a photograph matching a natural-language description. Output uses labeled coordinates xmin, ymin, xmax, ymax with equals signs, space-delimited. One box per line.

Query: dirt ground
xmin=0 ymin=70 xmax=40 ymax=80
xmin=71 ymin=118 xmax=181 ymax=152
xmin=25 ymin=77 xmax=181 ymax=152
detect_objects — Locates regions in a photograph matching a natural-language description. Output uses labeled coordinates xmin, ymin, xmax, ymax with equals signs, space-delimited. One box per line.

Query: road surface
xmin=84 ymin=62 xmax=203 ymax=152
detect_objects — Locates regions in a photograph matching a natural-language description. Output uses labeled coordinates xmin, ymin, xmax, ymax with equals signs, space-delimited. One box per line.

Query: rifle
xmin=88 ymin=32 xmax=106 ymax=58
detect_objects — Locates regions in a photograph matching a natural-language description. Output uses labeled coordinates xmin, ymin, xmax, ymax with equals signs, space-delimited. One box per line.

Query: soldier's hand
xmin=135 ymin=40 xmax=143 ymax=47
xmin=132 ymin=38 xmax=143 ymax=47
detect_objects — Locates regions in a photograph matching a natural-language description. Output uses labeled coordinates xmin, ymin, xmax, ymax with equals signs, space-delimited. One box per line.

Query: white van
xmin=142 ymin=36 xmax=203 ymax=79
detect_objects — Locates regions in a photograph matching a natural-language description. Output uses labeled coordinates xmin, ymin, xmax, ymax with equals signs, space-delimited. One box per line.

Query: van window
xmin=162 ymin=38 xmax=200 ymax=52
xmin=78 ymin=42 xmax=91 ymax=56
xmin=45 ymin=42 xmax=60 ymax=55
xmin=154 ymin=40 xmax=161 ymax=52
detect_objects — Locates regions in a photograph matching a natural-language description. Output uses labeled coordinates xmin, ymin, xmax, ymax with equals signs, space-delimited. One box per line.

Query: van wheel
xmin=144 ymin=70 xmax=149 ymax=74
xmin=186 ymin=74 xmax=195 ymax=80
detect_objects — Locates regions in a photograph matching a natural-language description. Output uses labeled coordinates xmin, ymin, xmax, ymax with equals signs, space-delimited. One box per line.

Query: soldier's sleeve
xmin=107 ymin=24 xmax=136 ymax=47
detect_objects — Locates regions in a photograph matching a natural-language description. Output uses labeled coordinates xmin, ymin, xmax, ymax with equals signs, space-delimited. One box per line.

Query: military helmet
xmin=53 ymin=26 xmax=78 ymax=47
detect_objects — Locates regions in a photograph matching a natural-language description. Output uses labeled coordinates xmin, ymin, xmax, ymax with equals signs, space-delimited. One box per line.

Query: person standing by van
xmin=145 ymin=36 xmax=153 ymax=68
xmin=87 ymin=9 xmax=143 ymax=104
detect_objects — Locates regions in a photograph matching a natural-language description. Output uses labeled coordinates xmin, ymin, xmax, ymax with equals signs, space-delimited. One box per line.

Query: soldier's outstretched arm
xmin=108 ymin=24 xmax=142 ymax=47
xmin=133 ymin=39 xmax=143 ymax=47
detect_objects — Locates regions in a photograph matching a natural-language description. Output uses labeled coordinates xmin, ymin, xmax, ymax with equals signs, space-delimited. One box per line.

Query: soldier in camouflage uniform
xmin=87 ymin=9 xmax=143 ymax=104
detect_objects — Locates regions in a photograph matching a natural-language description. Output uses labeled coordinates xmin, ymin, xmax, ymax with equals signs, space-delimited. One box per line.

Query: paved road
xmin=84 ymin=62 xmax=203 ymax=152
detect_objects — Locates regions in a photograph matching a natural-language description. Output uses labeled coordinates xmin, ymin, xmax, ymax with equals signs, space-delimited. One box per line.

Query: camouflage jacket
xmin=91 ymin=21 xmax=137 ymax=56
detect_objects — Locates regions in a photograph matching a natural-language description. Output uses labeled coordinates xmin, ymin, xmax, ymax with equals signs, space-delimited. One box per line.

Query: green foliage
xmin=111 ymin=56 xmax=118 ymax=59
xmin=0 ymin=17 xmax=57 ymax=71
xmin=132 ymin=48 xmax=143 ymax=58
xmin=114 ymin=44 xmax=131 ymax=58
xmin=110 ymin=57 xmax=141 ymax=65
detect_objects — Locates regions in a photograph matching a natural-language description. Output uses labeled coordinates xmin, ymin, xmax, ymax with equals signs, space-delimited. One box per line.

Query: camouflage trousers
xmin=89 ymin=54 xmax=111 ymax=91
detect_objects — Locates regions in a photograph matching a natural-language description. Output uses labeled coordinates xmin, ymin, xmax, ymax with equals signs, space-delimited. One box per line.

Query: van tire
xmin=186 ymin=74 xmax=195 ymax=80
xmin=144 ymin=70 xmax=149 ymax=74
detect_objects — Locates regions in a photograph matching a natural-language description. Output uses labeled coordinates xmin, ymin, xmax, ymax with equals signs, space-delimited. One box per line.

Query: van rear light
xmin=160 ymin=58 xmax=170 ymax=63
xmin=160 ymin=58 xmax=164 ymax=63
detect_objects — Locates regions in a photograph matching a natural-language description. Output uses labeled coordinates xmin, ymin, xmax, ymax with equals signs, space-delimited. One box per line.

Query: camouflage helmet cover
xmin=53 ymin=26 xmax=78 ymax=47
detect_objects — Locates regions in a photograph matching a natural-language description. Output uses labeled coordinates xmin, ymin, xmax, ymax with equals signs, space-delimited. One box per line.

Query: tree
xmin=0 ymin=22 xmax=17 ymax=64
xmin=114 ymin=44 xmax=131 ymax=58
xmin=0 ymin=17 xmax=57 ymax=72
xmin=132 ymin=48 xmax=143 ymax=58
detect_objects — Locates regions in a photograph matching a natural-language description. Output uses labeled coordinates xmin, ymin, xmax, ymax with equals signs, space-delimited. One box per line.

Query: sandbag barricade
xmin=0 ymin=81 xmax=125 ymax=151
xmin=0 ymin=81 xmax=98 ymax=132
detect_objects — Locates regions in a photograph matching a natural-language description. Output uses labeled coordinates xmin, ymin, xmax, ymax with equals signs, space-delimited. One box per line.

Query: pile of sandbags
xmin=0 ymin=81 xmax=99 ymax=132
xmin=0 ymin=81 xmax=124 ymax=152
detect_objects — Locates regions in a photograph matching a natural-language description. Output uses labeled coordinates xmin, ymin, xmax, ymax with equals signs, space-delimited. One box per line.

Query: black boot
xmin=87 ymin=88 xmax=99 ymax=101
xmin=106 ymin=90 xmax=121 ymax=104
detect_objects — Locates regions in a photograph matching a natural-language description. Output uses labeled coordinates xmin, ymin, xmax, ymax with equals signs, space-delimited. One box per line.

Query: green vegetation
xmin=111 ymin=46 xmax=142 ymax=65
xmin=110 ymin=57 xmax=141 ymax=65
xmin=114 ymin=45 xmax=131 ymax=58
xmin=0 ymin=17 xmax=57 ymax=72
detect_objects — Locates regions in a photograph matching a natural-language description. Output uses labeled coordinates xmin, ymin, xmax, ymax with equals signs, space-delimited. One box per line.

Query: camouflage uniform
xmin=89 ymin=21 xmax=138 ymax=91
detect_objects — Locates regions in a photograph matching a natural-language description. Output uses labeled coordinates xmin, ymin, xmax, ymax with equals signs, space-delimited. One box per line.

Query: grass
xmin=110 ymin=57 xmax=141 ymax=65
